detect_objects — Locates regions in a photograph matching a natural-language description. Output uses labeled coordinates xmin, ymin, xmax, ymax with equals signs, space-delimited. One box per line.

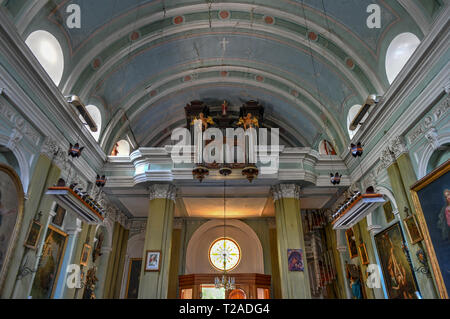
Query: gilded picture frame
xmin=0 ymin=164 xmax=24 ymax=294
xmin=358 ymin=243 xmax=369 ymax=265
xmin=80 ymin=243 xmax=92 ymax=266
xmin=403 ymin=215 xmax=424 ymax=244
xmin=410 ymin=160 xmax=449 ymax=299
xmin=144 ymin=250 xmax=161 ymax=272
xmin=345 ymin=228 xmax=358 ymax=259
xmin=24 ymin=219 xmax=43 ymax=250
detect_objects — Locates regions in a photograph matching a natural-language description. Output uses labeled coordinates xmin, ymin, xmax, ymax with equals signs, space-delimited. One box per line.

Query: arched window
xmin=347 ymin=104 xmax=364 ymax=140
xmin=25 ymin=30 xmax=64 ymax=86
xmin=83 ymin=105 xmax=102 ymax=141
xmin=111 ymin=140 xmax=130 ymax=156
xmin=385 ymin=32 xmax=420 ymax=84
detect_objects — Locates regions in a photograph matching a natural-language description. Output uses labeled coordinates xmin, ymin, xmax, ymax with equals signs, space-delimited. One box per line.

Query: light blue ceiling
xmin=1 ymin=0 xmax=439 ymax=153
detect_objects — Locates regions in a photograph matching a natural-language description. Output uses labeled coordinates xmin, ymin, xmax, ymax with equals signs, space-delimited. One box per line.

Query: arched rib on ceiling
xmin=102 ymin=79 xmax=346 ymax=153
xmin=6 ymin=0 xmax=433 ymax=152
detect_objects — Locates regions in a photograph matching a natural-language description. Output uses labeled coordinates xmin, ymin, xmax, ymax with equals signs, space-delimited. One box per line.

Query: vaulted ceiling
xmin=2 ymin=0 xmax=443 ymax=155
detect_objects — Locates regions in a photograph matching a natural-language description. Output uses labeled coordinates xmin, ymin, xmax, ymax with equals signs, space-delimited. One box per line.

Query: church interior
xmin=0 ymin=0 xmax=449 ymax=300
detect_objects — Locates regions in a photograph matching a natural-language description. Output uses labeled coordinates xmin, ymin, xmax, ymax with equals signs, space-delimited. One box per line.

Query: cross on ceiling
xmin=220 ymin=38 xmax=229 ymax=51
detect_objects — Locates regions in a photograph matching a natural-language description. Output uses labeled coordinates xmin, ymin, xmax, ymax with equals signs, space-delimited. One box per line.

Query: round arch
xmin=417 ymin=133 xmax=450 ymax=179
xmin=186 ymin=219 xmax=264 ymax=274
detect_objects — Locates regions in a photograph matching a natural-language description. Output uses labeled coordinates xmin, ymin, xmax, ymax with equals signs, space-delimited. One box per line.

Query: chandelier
xmin=214 ymin=181 xmax=236 ymax=291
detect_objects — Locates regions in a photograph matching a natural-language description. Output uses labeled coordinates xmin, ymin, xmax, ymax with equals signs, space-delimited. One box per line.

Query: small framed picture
xmin=24 ymin=220 xmax=42 ymax=250
xmin=358 ymin=243 xmax=369 ymax=265
xmin=145 ymin=250 xmax=161 ymax=272
xmin=287 ymin=249 xmax=304 ymax=272
xmin=403 ymin=215 xmax=424 ymax=244
xmin=80 ymin=243 xmax=92 ymax=266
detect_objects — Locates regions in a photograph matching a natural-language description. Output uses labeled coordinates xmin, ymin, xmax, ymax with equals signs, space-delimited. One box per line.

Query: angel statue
xmin=190 ymin=112 xmax=215 ymax=130
xmin=237 ymin=113 xmax=259 ymax=130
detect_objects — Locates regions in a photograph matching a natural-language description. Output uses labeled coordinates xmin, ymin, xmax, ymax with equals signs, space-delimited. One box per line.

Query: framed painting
xmin=145 ymin=250 xmax=161 ymax=272
xmin=51 ymin=204 xmax=66 ymax=227
xmin=374 ymin=222 xmax=419 ymax=299
xmin=287 ymin=249 xmax=304 ymax=271
xmin=383 ymin=201 xmax=395 ymax=224
xmin=80 ymin=243 xmax=91 ymax=266
xmin=125 ymin=258 xmax=142 ymax=299
xmin=0 ymin=164 xmax=24 ymax=292
xmin=24 ymin=220 xmax=43 ymax=250
xmin=358 ymin=243 xmax=369 ymax=265
xmin=410 ymin=160 xmax=450 ymax=299
xmin=403 ymin=215 xmax=424 ymax=244
xmin=345 ymin=228 xmax=358 ymax=259
xmin=30 ymin=225 xmax=68 ymax=299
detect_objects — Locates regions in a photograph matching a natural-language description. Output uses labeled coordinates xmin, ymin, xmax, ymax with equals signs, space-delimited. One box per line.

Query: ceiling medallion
xmin=218 ymin=10 xmax=230 ymax=20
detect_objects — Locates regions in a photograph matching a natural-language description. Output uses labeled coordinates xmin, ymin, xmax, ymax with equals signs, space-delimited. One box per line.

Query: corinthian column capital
xmin=148 ymin=184 xmax=177 ymax=202
xmin=271 ymin=184 xmax=301 ymax=201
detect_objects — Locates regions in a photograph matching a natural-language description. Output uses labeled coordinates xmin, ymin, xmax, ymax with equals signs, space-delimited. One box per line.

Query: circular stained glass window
xmin=208 ymin=238 xmax=241 ymax=271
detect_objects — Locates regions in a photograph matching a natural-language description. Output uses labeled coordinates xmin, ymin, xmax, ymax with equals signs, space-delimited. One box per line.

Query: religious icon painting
xmin=345 ymin=228 xmax=358 ymax=259
xmin=410 ymin=160 xmax=450 ymax=298
xmin=30 ymin=225 xmax=68 ymax=299
xmin=287 ymin=249 xmax=304 ymax=271
xmin=374 ymin=223 xmax=419 ymax=299
xmin=24 ymin=220 xmax=42 ymax=250
xmin=0 ymin=164 xmax=24 ymax=290
xmin=403 ymin=215 xmax=424 ymax=244
xmin=51 ymin=204 xmax=66 ymax=227
xmin=383 ymin=201 xmax=395 ymax=224
xmin=145 ymin=250 xmax=161 ymax=272
xmin=80 ymin=243 xmax=91 ymax=266
xmin=358 ymin=243 xmax=369 ymax=265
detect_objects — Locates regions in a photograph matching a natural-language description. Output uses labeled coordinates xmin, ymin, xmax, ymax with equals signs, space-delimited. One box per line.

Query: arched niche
xmin=0 ymin=163 xmax=24 ymax=293
xmin=119 ymin=231 xmax=145 ymax=299
xmin=185 ymin=219 xmax=264 ymax=274
xmin=417 ymin=133 xmax=450 ymax=179
xmin=318 ymin=140 xmax=337 ymax=155
xmin=0 ymin=140 xmax=30 ymax=193
xmin=111 ymin=140 xmax=130 ymax=156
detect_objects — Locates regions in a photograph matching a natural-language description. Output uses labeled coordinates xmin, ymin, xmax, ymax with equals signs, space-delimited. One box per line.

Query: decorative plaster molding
xmin=367 ymin=224 xmax=382 ymax=236
xmin=267 ymin=218 xmax=276 ymax=229
xmin=390 ymin=135 xmax=408 ymax=159
xmin=271 ymin=183 xmax=301 ymax=201
xmin=148 ymin=184 xmax=177 ymax=202
xmin=379 ymin=146 xmax=396 ymax=169
xmin=336 ymin=245 xmax=347 ymax=253
xmin=0 ymin=94 xmax=40 ymax=147
xmin=173 ymin=218 xmax=184 ymax=229
xmin=407 ymin=95 xmax=449 ymax=145
xmin=424 ymin=127 xmax=440 ymax=151
xmin=128 ymin=219 xmax=147 ymax=235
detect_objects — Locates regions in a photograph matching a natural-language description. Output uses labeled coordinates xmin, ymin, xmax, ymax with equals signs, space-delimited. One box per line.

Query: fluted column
xmin=271 ymin=184 xmax=311 ymax=299
xmin=138 ymin=184 xmax=176 ymax=299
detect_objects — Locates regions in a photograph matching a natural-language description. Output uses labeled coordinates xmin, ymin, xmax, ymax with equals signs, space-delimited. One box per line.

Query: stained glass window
xmin=208 ymin=238 xmax=241 ymax=271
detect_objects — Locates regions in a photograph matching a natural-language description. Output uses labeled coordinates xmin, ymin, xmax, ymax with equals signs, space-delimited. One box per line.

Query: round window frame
xmin=208 ymin=237 xmax=241 ymax=272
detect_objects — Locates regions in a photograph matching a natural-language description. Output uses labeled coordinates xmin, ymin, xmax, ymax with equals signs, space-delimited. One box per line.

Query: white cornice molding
xmin=0 ymin=9 xmax=106 ymax=175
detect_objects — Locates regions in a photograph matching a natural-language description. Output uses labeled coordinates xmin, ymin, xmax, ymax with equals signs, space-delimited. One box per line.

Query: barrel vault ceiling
xmin=1 ymin=0 xmax=443 ymax=155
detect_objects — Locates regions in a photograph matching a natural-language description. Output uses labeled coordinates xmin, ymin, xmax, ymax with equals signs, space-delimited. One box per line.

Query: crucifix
xmin=220 ymin=38 xmax=229 ymax=51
